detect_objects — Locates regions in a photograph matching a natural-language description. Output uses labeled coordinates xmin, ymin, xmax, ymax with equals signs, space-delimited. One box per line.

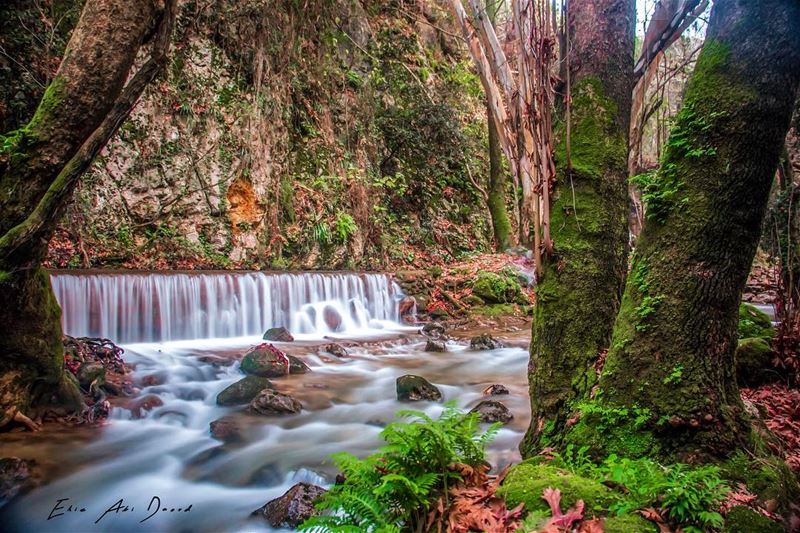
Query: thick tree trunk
xmin=520 ymin=0 xmax=633 ymax=456
xmin=568 ymin=0 xmax=800 ymax=461
xmin=0 ymin=0 xmax=172 ymax=426
xmin=487 ymin=99 xmax=512 ymax=251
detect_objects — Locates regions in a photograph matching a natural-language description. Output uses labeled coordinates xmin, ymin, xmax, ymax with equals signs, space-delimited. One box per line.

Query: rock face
xmin=324 ymin=343 xmax=349 ymax=358
xmin=470 ymin=334 xmax=505 ymax=351
xmin=263 ymin=327 xmax=294 ymax=342
xmin=399 ymin=296 xmax=417 ymax=319
xmin=216 ymin=375 xmax=273 ymax=406
xmin=240 ymin=344 xmax=310 ymax=377
xmin=0 ymin=458 xmax=39 ymax=506
xmin=470 ymin=400 xmax=513 ymax=424
xmin=425 ymin=339 xmax=446 ymax=352
xmin=249 ymin=389 xmax=302 ymax=415
xmin=252 ymin=482 xmax=327 ymax=528
xmin=209 ymin=416 xmax=243 ymax=443
xmin=396 ymin=375 xmax=442 ymax=402
xmin=482 ymin=384 xmax=510 ymax=396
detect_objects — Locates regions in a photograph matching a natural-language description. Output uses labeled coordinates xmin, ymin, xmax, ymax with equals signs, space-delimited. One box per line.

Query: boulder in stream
xmin=482 ymin=384 xmax=510 ymax=396
xmin=421 ymin=322 xmax=446 ymax=339
xmin=469 ymin=334 xmax=505 ymax=351
xmin=0 ymin=458 xmax=39 ymax=506
xmin=470 ymin=400 xmax=513 ymax=424
xmin=216 ymin=376 xmax=273 ymax=406
xmin=249 ymin=389 xmax=303 ymax=415
xmin=240 ymin=344 xmax=310 ymax=377
xmin=125 ymin=394 xmax=164 ymax=419
xmin=324 ymin=343 xmax=349 ymax=358
xmin=396 ymin=375 xmax=442 ymax=402
xmin=323 ymin=305 xmax=343 ymax=331
xmin=425 ymin=339 xmax=446 ymax=353
xmin=209 ymin=416 xmax=243 ymax=443
xmin=252 ymin=482 xmax=327 ymax=528
xmin=263 ymin=327 xmax=294 ymax=342
xmin=399 ymin=296 xmax=416 ymax=319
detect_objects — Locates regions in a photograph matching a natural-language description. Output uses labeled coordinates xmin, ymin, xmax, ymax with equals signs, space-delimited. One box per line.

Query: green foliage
xmin=554 ymin=449 xmax=729 ymax=533
xmin=737 ymin=303 xmax=774 ymax=341
xmin=313 ymin=222 xmax=331 ymax=246
xmin=333 ymin=212 xmax=358 ymax=243
xmin=299 ymin=404 xmax=499 ymax=533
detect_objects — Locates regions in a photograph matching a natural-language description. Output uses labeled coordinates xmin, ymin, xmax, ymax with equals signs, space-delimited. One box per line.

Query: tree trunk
xmin=520 ymin=0 xmax=634 ymax=456
xmin=568 ymin=0 xmax=800 ymax=461
xmin=0 ymin=0 xmax=172 ymax=426
xmin=487 ymin=99 xmax=512 ymax=251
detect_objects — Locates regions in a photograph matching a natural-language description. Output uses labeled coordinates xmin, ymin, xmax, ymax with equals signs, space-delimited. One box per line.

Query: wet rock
xmin=263 ymin=327 xmax=294 ymax=342
xmin=240 ymin=344 xmax=310 ymax=377
xmin=470 ymin=334 xmax=505 ymax=351
xmin=210 ymin=416 xmax=243 ymax=443
xmin=421 ymin=322 xmax=446 ymax=339
xmin=323 ymin=305 xmax=343 ymax=332
xmin=197 ymin=355 xmax=235 ymax=367
xmin=140 ymin=373 xmax=165 ymax=387
xmin=482 ymin=384 xmax=510 ymax=396
xmin=252 ymin=482 xmax=327 ymax=528
xmin=0 ymin=458 xmax=39 ymax=506
xmin=397 ymin=375 xmax=442 ymax=402
xmin=429 ymin=308 xmax=450 ymax=319
xmin=76 ymin=362 xmax=105 ymax=389
xmin=324 ymin=343 xmax=349 ymax=358
xmin=425 ymin=339 xmax=446 ymax=353
xmin=126 ymin=394 xmax=164 ymax=419
xmin=470 ymin=400 xmax=513 ymax=424
xmin=216 ymin=376 xmax=273 ymax=406
xmin=399 ymin=296 xmax=417 ymax=318
xmin=249 ymin=389 xmax=303 ymax=415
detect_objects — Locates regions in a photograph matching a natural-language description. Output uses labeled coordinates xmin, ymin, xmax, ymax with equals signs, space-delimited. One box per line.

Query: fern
xmin=299 ymin=403 xmax=498 ymax=533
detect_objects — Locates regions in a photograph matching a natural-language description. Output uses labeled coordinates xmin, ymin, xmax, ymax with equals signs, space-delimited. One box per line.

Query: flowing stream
xmin=1 ymin=271 xmax=530 ymax=532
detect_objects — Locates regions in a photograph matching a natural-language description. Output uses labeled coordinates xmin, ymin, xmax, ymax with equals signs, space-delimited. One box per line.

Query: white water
xmin=2 ymin=272 xmax=530 ymax=533
xmin=51 ymin=271 xmax=404 ymax=343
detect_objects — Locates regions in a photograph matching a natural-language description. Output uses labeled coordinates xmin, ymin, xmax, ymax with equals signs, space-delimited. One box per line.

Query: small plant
xmin=299 ymin=404 xmax=500 ymax=533
xmin=333 ymin=212 xmax=358 ymax=243
xmin=313 ymin=221 xmax=331 ymax=245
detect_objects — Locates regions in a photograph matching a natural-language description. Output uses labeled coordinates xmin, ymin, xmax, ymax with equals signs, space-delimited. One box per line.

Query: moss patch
xmin=604 ymin=514 xmax=657 ymax=533
xmin=497 ymin=462 xmax=617 ymax=515
xmin=471 ymin=270 xmax=525 ymax=304
xmin=738 ymin=303 xmax=774 ymax=341
xmin=723 ymin=506 xmax=782 ymax=533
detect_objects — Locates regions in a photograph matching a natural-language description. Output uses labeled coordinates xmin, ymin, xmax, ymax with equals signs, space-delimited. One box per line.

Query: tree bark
xmin=0 ymin=0 xmax=173 ymax=426
xmin=487 ymin=99 xmax=512 ymax=251
xmin=520 ymin=0 xmax=633 ymax=456
xmin=569 ymin=0 xmax=800 ymax=461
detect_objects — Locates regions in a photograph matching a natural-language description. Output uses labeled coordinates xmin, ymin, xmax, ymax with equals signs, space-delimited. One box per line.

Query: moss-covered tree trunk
xmin=0 ymin=0 xmax=171 ymax=427
xmin=487 ymin=99 xmax=512 ymax=251
xmin=520 ymin=0 xmax=634 ymax=456
xmin=568 ymin=0 xmax=800 ymax=461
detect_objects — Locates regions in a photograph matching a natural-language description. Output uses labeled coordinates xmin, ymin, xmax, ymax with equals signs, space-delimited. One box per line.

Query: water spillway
xmin=50 ymin=271 xmax=404 ymax=343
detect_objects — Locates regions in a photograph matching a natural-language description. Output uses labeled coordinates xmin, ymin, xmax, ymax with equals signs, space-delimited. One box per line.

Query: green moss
xmin=734 ymin=337 xmax=775 ymax=385
xmin=723 ymin=506 xmax=783 ymax=533
xmin=720 ymin=453 xmax=800 ymax=516
xmin=470 ymin=304 xmax=517 ymax=317
xmin=738 ymin=303 xmax=774 ymax=340
xmin=497 ymin=462 xmax=617 ymax=515
xmin=563 ymin=401 xmax=659 ymax=459
xmin=472 ymin=271 xmax=525 ymax=304
xmin=604 ymin=514 xmax=657 ymax=533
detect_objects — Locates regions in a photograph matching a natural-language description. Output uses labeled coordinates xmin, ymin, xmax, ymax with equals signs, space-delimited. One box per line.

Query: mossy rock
xmin=735 ymin=337 xmax=778 ymax=386
xmin=240 ymin=345 xmax=309 ymax=377
xmin=462 ymin=294 xmax=485 ymax=306
xmin=470 ymin=304 xmax=517 ymax=317
xmin=604 ymin=514 xmax=657 ymax=533
xmin=738 ymin=303 xmax=774 ymax=341
xmin=497 ymin=462 xmax=617 ymax=515
xmin=723 ymin=506 xmax=783 ymax=533
xmin=217 ymin=376 xmax=273 ymax=406
xmin=472 ymin=271 xmax=526 ymax=304
xmin=720 ymin=453 xmax=800 ymax=517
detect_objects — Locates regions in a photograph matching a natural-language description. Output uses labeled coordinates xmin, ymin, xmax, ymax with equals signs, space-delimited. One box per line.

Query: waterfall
xmin=50 ymin=271 xmax=404 ymax=343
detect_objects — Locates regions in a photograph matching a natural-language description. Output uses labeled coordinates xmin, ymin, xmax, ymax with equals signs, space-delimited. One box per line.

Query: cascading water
xmin=50 ymin=271 xmax=404 ymax=343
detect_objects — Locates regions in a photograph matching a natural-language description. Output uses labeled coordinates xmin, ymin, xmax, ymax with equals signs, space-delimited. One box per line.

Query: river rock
xmin=421 ymin=322 xmax=446 ymax=339
xmin=126 ymin=394 xmax=164 ymax=419
xmin=325 ymin=343 xmax=349 ymax=358
xmin=263 ymin=327 xmax=294 ymax=342
xmin=396 ymin=375 xmax=442 ymax=402
xmin=197 ymin=355 xmax=235 ymax=367
xmin=252 ymin=482 xmax=327 ymax=528
xmin=76 ymin=362 xmax=105 ymax=389
xmin=0 ymin=458 xmax=39 ymax=506
xmin=216 ymin=376 xmax=273 ymax=406
xmin=470 ymin=400 xmax=513 ymax=424
xmin=249 ymin=389 xmax=302 ymax=415
xmin=399 ymin=296 xmax=416 ymax=318
xmin=425 ymin=339 xmax=446 ymax=353
xmin=240 ymin=344 xmax=310 ymax=377
xmin=483 ymin=384 xmax=510 ymax=396
xmin=470 ymin=334 xmax=505 ymax=351
xmin=210 ymin=416 xmax=243 ymax=443
xmin=323 ymin=305 xmax=343 ymax=332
